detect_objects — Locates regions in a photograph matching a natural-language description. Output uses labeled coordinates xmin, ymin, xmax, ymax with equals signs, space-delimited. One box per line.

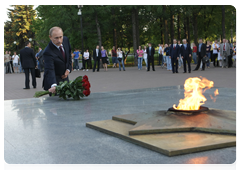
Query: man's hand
xmin=189 ymin=54 xmax=191 ymax=57
xmin=177 ymin=57 xmax=179 ymax=60
xmin=181 ymin=56 xmax=183 ymax=59
xmin=61 ymin=69 xmax=69 ymax=79
xmin=49 ymin=86 xmax=56 ymax=93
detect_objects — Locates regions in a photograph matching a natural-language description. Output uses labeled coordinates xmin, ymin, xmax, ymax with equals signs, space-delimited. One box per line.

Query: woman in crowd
xmin=233 ymin=42 xmax=238 ymax=67
xmin=164 ymin=44 xmax=171 ymax=71
xmin=192 ymin=43 xmax=197 ymax=64
xmin=101 ymin=46 xmax=108 ymax=71
xmin=83 ymin=49 xmax=90 ymax=71
xmin=12 ymin=51 xmax=19 ymax=73
xmin=217 ymin=42 xmax=222 ymax=67
xmin=206 ymin=41 xmax=211 ymax=68
xmin=117 ymin=47 xmax=125 ymax=71
xmin=137 ymin=46 xmax=144 ymax=70
xmin=143 ymin=46 xmax=148 ymax=70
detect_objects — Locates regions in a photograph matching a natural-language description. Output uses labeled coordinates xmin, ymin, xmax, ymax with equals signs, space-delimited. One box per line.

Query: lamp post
xmin=78 ymin=5 xmax=84 ymax=70
xmin=13 ymin=41 xmax=17 ymax=51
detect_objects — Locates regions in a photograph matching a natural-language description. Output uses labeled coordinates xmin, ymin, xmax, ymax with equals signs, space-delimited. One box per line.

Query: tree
xmin=222 ymin=5 xmax=226 ymax=40
xmin=4 ymin=5 xmax=36 ymax=53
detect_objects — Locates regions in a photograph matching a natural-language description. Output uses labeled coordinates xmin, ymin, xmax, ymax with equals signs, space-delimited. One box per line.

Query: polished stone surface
xmin=4 ymin=86 xmax=236 ymax=164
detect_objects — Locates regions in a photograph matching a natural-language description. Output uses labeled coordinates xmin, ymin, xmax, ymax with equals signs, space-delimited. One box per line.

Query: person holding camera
xmin=117 ymin=47 xmax=125 ymax=71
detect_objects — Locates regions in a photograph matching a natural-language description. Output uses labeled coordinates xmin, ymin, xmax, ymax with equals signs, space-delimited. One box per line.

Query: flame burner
xmin=167 ymin=106 xmax=209 ymax=115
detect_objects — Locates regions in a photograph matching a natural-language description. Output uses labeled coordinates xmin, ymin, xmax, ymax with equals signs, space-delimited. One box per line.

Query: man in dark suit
xmin=43 ymin=27 xmax=72 ymax=94
xmin=181 ymin=39 xmax=192 ymax=73
xmin=169 ymin=39 xmax=180 ymax=73
xmin=20 ymin=41 xmax=37 ymax=89
xmin=92 ymin=45 xmax=102 ymax=72
xmin=193 ymin=38 xmax=207 ymax=71
xmin=146 ymin=42 xmax=155 ymax=71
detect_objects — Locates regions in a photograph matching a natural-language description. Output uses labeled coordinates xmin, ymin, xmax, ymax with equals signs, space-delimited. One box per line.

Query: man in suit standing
xmin=220 ymin=38 xmax=230 ymax=68
xmin=169 ymin=39 xmax=180 ymax=73
xmin=20 ymin=41 xmax=37 ymax=89
xmin=92 ymin=45 xmax=102 ymax=72
xmin=193 ymin=38 xmax=206 ymax=71
xmin=43 ymin=27 xmax=72 ymax=94
xmin=181 ymin=39 xmax=192 ymax=73
xmin=146 ymin=42 xmax=155 ymax=71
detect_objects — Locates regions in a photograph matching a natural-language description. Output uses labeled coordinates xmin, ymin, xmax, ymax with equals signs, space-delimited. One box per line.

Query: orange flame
xmin=173 ymin=77 xmax=218 ymax=110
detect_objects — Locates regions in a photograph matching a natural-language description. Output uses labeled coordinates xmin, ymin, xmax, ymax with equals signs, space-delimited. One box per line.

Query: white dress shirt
xmin=84 ymin=52 xmax=89 ymax=59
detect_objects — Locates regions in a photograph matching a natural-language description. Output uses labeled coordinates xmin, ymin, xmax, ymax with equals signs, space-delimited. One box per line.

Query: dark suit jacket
xmin=169 ymin=44 xmax=180 ymax=59
xmin=146 ymin=47 xmax=155 ymax=58
xmin=42 ymin=36 xmax=72 ymax=90
xmin=197 ymin=43 xmax=206 ymax=57
xmin=180 ymin=44 xmax=192 ymax=58
xmin=92 ymin=48 xmax=102 ymax=60
xmin=20 ymin=47 xmax=36 ymax=69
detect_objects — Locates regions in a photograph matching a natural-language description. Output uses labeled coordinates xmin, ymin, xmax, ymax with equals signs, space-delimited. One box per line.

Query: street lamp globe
xmin=29 ymin=38 xmax=32 ymax=42
xmin=14 ymin=41 xmax=16 ymax=44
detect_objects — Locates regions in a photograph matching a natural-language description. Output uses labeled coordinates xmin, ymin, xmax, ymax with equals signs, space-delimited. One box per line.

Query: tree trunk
xmin=187 ymin=16 xmax=190 ymax=44
xmin=135 ymin=7 xmax=140 ymax=47
xmin=95 ymin=12 xmax=102 ymax=47
xmin=222 ymin=5 xmax=226 ymax=41
xmin=160 ymin=17 xmax=163 ymax=44
xmin=132 ymin=8 xmax=138 ymax=66
xmin=177 ymin=13 xmax=181 ymax=41
xmin=112 ymin=7 xmax=117 ymax=48
xmin=233 ymin=12 xmax=238 ymax=42
xmin=183 ymin=13 xmax=187 ymax=41
xmin=170 ymin=7 xmax=174 ymax=42
xmin=192 ymin=11 xmax=198 ymax=46
xmin=231 ymin=21 xmax=233 ymax=43
xmin=163 ymin=5 xmax=169 ymax=44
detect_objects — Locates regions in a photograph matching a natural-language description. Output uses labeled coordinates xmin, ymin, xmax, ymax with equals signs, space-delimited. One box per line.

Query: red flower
xmin=82 ymin=79 xmax=88 ymax=83
xmin=83 ymin=81 xmax=91 ymax=89
xmin=83 ymin=75 xmax=88 ymax=81
xmin=83 ymin=89 xmax=90 ymax=96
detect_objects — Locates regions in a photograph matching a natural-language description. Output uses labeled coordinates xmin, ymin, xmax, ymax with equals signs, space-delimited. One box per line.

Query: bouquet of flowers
xmin=34 ymin=75 xmax=91 ymax=100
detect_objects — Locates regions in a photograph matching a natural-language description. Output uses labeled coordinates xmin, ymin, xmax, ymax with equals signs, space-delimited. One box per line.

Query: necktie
xmin=59 ymin=46 xmax=65 ymax=61
xmin=223 ymin=44 xmax=225 ymax=51
xmin=174 ymin=45 xmax=176 ymax=49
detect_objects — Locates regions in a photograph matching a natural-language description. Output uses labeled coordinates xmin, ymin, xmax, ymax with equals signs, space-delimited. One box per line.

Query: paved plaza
xmin=4 ymin=64 xmax=236 ymax=100
xmin=4 ymin=64 xmax=236 ymax=164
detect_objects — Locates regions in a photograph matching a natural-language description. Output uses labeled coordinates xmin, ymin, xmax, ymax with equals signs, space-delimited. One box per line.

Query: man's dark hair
xmin=199 ymin=38 xmax=203 ymax=40
xmin=25 ymin=41 xmax=30 ymax=46
xmin=148 ymin=42 xmax=152 ymax=45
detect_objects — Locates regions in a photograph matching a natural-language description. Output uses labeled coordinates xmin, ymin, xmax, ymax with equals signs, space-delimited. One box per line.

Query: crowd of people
xmin=68 ymin=38 xmax=236 ymax=74
xmin=4 ymin=26 xmax=236 ymax=92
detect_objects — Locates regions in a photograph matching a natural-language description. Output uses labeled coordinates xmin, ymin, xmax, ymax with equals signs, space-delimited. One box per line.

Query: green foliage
xmin=34 ymin=76 xmax=86 ymax=100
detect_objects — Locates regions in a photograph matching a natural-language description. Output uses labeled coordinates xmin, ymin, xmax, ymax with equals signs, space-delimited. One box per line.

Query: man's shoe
xmin=183 ymin=72 xmax=186 ymax=73
xmin=23 ymin=87 xmax=30 ymax=90
xmin=153 ymin=70 xmax=155 ymax=71
xmin=33 ymin=86 xmax=36 ymax=89
xmin=201 ymin=69 xmax=205 ymax=71
xmin=189 ymin=71 xmax=191 ymax=73
xmin=176 ymin=71 xmax=178 ymax=73
xmin=193 ymin=69 xmax=197 ymax=71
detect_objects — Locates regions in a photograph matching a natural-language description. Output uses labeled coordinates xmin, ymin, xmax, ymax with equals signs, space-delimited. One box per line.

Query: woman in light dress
xmin=143 ymin=46 xmax=148 ymax=70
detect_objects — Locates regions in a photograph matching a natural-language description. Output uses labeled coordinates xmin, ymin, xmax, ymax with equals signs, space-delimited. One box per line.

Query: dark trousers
xmin=228 ymin=55 xmax=233 ymax=67
xmin=10 ymin=61 xmax=14 ymax=73
xmin=147 ymin=55 xmax=155 ymax=71
xmin=158 ymin=54 xmax=163 ymax=65
xmin=212 ymin=53 xmax=218 ymax=67
xmin=183 ymin=57 xmax=191 ymax=72
xmin=83 ymin=59 xmax=89 ymax=69
xmin=5 ymin=62 xmax=11 ymax=73
xmin=171 ymin=58 xmax=179 ymax=73
xmin=195 ymin=54 xmax=205 ymax=70
xmin=93 ymin=57 xmax=100 ymax=72
xmin=24 ymin=68 xmax=36 ymax=88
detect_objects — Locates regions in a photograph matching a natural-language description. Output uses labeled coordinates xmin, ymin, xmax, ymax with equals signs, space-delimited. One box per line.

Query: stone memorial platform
xmin=4 ymin=86 xmax=236 ymax=164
